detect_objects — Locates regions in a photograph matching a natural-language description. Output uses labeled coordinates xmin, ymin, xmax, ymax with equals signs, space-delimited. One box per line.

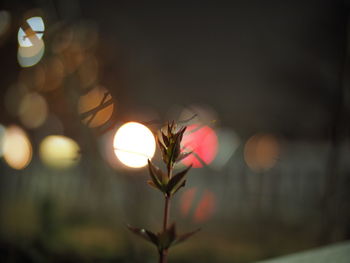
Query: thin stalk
xmin=163 ymin=196 xmax=171 ymax=231
xmin=159 ymin=167 xmax=173 ymax=263
xmin=159 ymin=196 xmax=170 ymax=263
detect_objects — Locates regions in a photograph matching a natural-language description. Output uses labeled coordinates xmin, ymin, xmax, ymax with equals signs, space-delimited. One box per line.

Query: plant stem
xmin=163 ymin=195 xmax=171 ymax=231
xmin=159 ymin=165 xmax=173 ymax=263
xmin=159 ymin=196 xmax=171 ymax=263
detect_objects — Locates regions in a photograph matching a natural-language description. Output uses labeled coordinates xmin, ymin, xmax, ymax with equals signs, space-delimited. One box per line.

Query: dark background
xmin=0 ymin=0 xmax=349 ymax=262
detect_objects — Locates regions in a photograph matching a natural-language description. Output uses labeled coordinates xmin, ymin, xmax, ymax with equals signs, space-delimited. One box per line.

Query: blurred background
xmin=0 ymin=0 xmax=349 ymax=262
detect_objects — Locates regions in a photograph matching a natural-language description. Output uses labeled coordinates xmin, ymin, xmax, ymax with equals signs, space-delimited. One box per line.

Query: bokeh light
xmin=4 ymin=82 xmax=28 ymax=116
xmin=78 ymin=86 xmax=114 ymax=128
xmin=244 ymin=133 xmax=280 ymax=172
xmin=38 ymin=56 xmax=65 ymax=92
xmin=17 ymin=16 xmax=44 ymax=47
xmin=181 ymin=124 xmax=218 ymax=168
xmin=17 ymin=39 xmax=45 ymax=67
xmin=78 ymin=55 xmax=98 ymax=88
xmin=210 ymin=128 xmax=240 ymax=170
xmin=2 ymin=125 xmax=32 ymax=170
xmin=19 ymin=92 xmax=48 ymax=129
xmin=0 ymin=10 xmax=11 ymax=38
xmin=39 ymin=135 xmax=80 ymax=169
xmin=17 ymin=16 xmax=45 ymax=67
xmin=180 ymin=187 xmax=216 ymax=223
xmin=0 ymin=124 xmax=5 ymax=157
xmin=113 ymin=122 xmax=156 ymax=168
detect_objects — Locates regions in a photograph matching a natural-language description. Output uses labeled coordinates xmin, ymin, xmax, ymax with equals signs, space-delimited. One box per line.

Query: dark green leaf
xmin=156 ymin=136 xmax=168 ymax=164
xmin=147 ymin=160 xmax=163 ymax=189
xmin=173 ymin=228 xmax=201 ymax=246
xmin=167 ymin=121 xmax=175 ymax=136
xmin=177 ymin=126 xmax=187 ymax=141
xmin=158 ymin=223 xmax=177 ymax=249
xmin=172 ymin=179 xmax=186 ymax=195
xmin=161 ymin=132 xmax=170 ymax=147
xmin=147 ymin=180 xmax=160 ymax=191
xmin=167 ymin=165 xmax=192 ymax=195
xmin=126 ymin=225 xmax=159 ymax=246
xmin=176 ymin=151 xmax=193 ymax=163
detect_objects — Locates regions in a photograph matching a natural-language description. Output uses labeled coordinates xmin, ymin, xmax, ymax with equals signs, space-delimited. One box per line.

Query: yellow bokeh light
xmin=39 ymin=135 xmax=80 ymax=169
xmin=2 ymin=126 xmax=32 ymax=170
xmin=113 ymin=122 xmax=156 ymax=168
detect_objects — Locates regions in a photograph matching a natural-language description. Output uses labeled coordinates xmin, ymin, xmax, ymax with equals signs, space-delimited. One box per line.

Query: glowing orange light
xmin=244 ymin=133 xmax=280 ymax=172
xmin=2 ymin=126 xmax=32 ymax=170
xmin=181 ymin=124 xmax=218 ymax=168
xmin=78 ymin=86 xmax=114 ymax=128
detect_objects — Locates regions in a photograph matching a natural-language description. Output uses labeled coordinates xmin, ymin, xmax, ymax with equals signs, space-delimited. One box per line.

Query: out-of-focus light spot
xmin=181 ymin=124 xmax=218 ymax=168
xmin=178 ymin=104 xmax=218 ymax=126
xmin=39 ymin=114 xmax=64 ymax=136
xmin=0 ymin=10 xmax=11 ymax=37
xmin=39 ymin=135 xmax=80 ymax=169
xmin=210 ymin=128 xmax=240 ymax=170
xmin=78 ymin=55 xmax=98 ymax=88
xmin=71 ymin=22 xmax=98 ymax=52
xmin=0 ymin=124 xmax=5 ymax=157
xmin=180 ymin=188 xmax=216 ymax=223
xmin=113 ymin=122 xmax=156 ymax=168
xmin=18 ymin=66 xmax=45 ymax=92
xmin=17 ymin=16 xmax=44 ymax=47
xmin=244 ymin=133 xmax=280 ymax=172
xmin=180 ymin=188 xmax=197 ymax=216
xmin=2 ymin=126 xmax=32 ymax=170
xmin=194 ymin=190 xmax=216 ymax=222
xmin=17 ymin=39 xmax=44 ymax=67
xmin=78 ymin=86 xmax=114 ymax=128
xmin=4 ymin=82 xmax=28 ymax=116
xmin=39 ymin=57 xmax=65 ymax=92
xmin=61 ymin=42 xmax=84 ymax=73
xmin=52 ymin=26 xmax=74 ymax=54
xmin=19 ymin=92 xmax=48 ymax=129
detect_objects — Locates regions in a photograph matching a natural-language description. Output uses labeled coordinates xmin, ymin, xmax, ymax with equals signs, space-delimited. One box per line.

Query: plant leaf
xmin=147 ymin=180 xmax=159 ymax=190
xmin=172 ymin=179 xmax=186 ymax=195
xmin=161 ymin=132 xmax=170 ymax=147
xmin=156 ymin=136 xmax=168 ymax=164
xmin=173 ymin=228 xmax=201 ymax=246
xmin=167 ymin=165 xmax=192 ymax=195
xmin=147 ymin=160 xmax=164 ymax=190
xmin=126 ymin=225 xmax=159 ymax=246
xmin=176 ymin=151 xmax=193 ymax=163
xmin=158 ymin=223 xmax=177 ymax=250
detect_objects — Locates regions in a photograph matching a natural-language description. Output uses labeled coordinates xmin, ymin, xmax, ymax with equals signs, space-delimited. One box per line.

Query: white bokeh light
xmin=113 ymin=122 xmax=156 ymax=168
xmin=18 ymin=16 xmax=44 ymax=47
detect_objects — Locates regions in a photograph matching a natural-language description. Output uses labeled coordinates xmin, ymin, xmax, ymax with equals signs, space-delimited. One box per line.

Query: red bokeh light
xmin=181 ymin=124 xmax=218 ymax=168
xmin=180 ymin=187 xmax=216 ymax=223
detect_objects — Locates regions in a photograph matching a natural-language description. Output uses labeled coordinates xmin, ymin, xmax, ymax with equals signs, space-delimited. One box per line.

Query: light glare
xmin=113 ymin=122 xmax=156 ymax=168
xmin=3 ymin=126 xmax=32 ymax=170
xmin=39 ymin=135 xmax=80 ymax=169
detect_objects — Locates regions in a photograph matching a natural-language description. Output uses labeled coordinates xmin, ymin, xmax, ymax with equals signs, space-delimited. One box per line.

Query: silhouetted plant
xmin=127 ymin=121 xmax=199 ymax=263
